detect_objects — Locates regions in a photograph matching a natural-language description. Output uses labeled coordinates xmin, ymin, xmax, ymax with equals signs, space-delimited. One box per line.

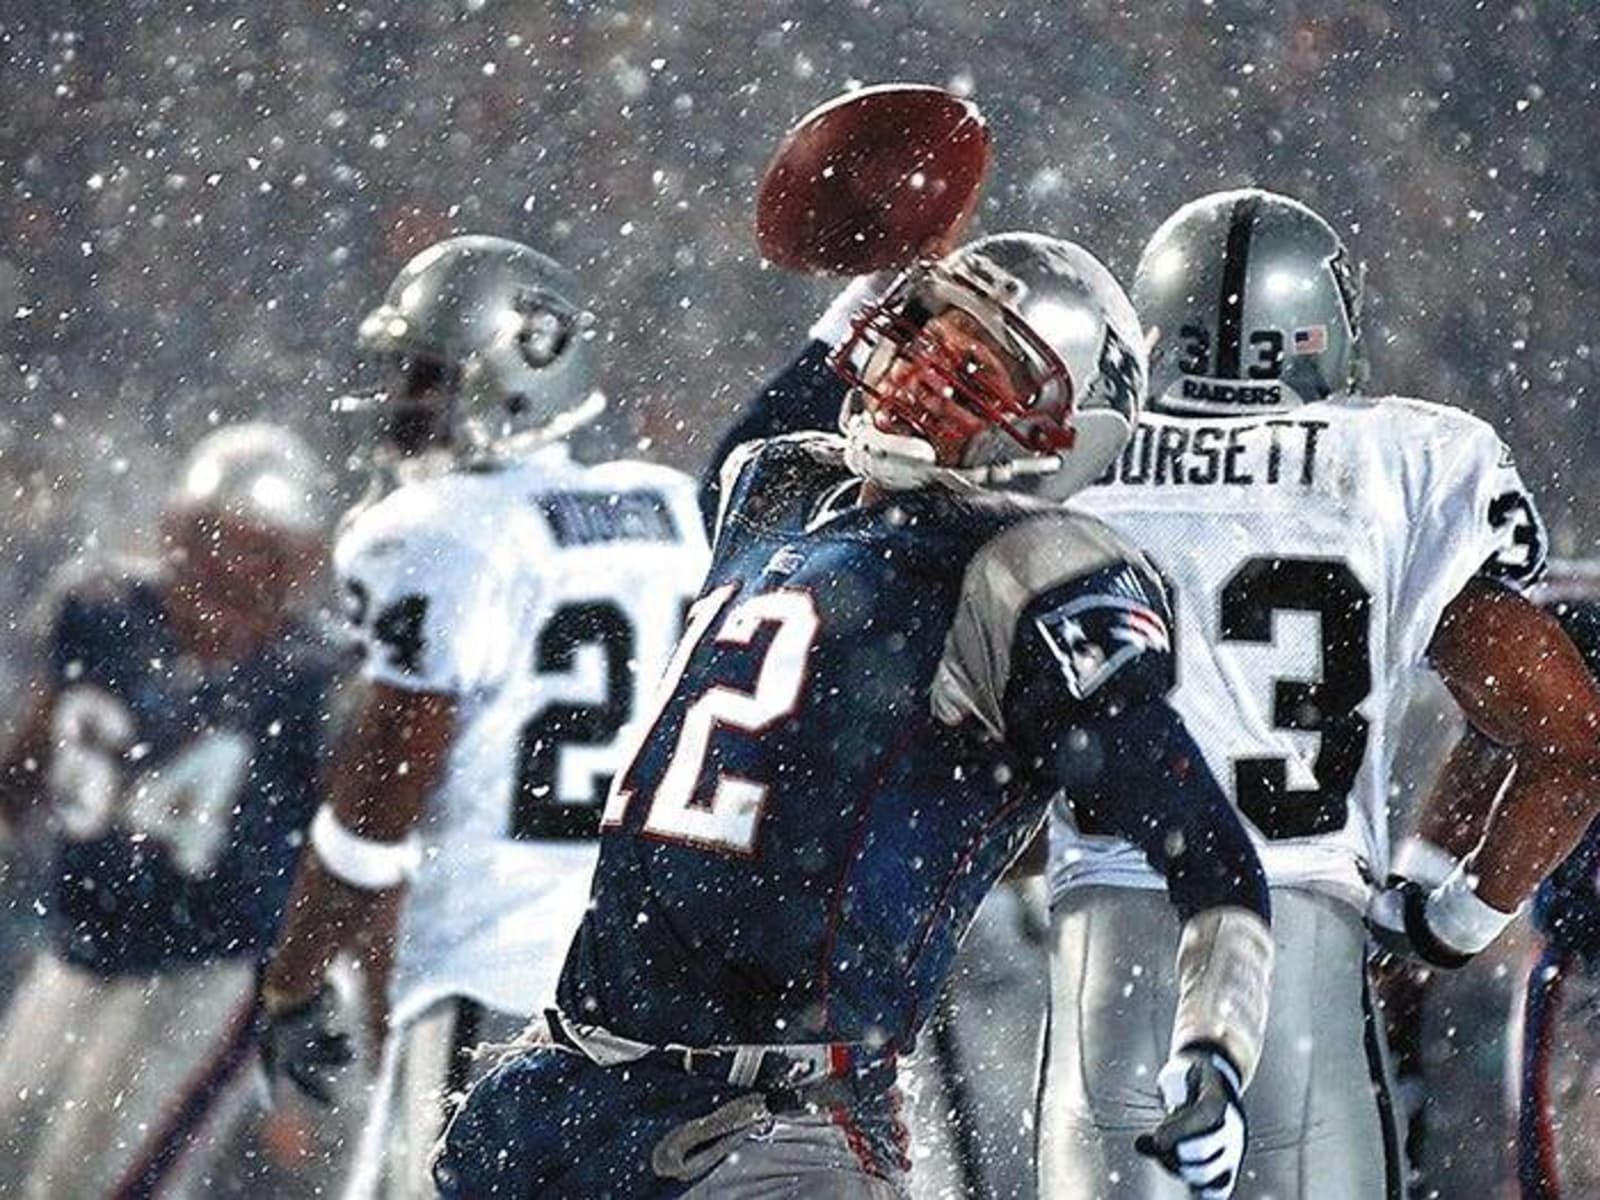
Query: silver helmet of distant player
xmin=170 ymin=422 xmax=334 ymax=536
xmin=832 ymin=231 xmax=1146 ymax=498
xmin=1134 ymin=188 xmax=1365 ymax=415
xmin=348 ymin=235 xmax=599 ymax=464
xmin=164 ymin=422 xmax=334 ymax=645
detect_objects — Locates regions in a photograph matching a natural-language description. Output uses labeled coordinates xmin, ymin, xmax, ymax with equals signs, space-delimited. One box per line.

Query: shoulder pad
xmin=44 ymin=556 xmax=162 ymax=614
xmin=716 ymin=433 xmax=853 ymax=543
xmin=539 ymin=460 xmax=702 ymax=550
xmin=43 ymin=559 xmax=166 ymax=685
xmin=933 ymin=508 xmax=1164 ymax=736
xmin=335 ymin=494 xmax=516 ymax=693
xmin=1022 ymin=557 xmax=1175 ymax=710
xmin=1362 ymin=392 xmax=1493 ymax=428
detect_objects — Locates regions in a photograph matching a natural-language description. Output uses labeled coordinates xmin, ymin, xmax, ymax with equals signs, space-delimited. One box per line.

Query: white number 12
xmin=603 ymin=583 xmax=818 ymax=856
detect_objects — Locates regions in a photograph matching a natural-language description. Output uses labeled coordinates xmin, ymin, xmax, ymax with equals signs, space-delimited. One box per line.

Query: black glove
xmin=258 ymin=984 xmax=354 ymax=1106
xmin=1135 ymin=1049 xmax=1247 ymax=1198
xmin=1366 ymin=878 xmax=1473 ymax=969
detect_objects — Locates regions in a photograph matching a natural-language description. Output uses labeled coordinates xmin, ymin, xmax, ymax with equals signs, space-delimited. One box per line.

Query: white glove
xmin=1135 ymin=1049 xmax=1247 ymax=1198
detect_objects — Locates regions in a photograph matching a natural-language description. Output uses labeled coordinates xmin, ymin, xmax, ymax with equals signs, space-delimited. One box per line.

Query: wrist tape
xmin=309 ymin=806 xmax=421 ymax=891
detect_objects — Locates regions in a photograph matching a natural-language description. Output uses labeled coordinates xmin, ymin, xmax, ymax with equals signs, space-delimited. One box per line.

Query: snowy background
xmin=3 ymin=2 xmax=1597 ymax=1194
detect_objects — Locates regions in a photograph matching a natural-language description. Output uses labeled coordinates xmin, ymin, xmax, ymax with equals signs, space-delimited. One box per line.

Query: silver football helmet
xmin=1134 ymin=188 xmax=1365 ymax=414
xmin=169 ymin=422 xmax=334 ymax=534
xmin=346 ymin=235 xmax=600 ymax=463
xmin=833 ymin=232 xmax=1146 ymax=498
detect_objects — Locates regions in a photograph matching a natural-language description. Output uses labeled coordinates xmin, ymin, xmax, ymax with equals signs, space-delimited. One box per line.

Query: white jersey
xmin=1049 ymin=395 xmax=1546 ymax=910
xmin=334 ymin=444 xmax=709 ymax=1024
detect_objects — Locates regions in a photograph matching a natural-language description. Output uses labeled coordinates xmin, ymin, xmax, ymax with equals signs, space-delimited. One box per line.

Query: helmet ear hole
xmin=354 ymin=236 xmax=599 ymax=460
xmin=517 ymin=310 xmax=571 ymax=369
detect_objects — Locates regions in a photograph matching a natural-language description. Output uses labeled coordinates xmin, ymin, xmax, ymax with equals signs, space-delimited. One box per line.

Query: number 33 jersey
xmin=1053 ymin=394 xmax=1547 ymax=909
xmin=333 ymin=443 xmax=708 ymax=1024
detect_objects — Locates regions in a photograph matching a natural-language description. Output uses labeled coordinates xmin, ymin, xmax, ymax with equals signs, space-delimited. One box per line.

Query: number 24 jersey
xmin=1053 ymin=394 xmax=1546 ymax=909
xmin=333 ymin=443 xmax=709 ymax=1024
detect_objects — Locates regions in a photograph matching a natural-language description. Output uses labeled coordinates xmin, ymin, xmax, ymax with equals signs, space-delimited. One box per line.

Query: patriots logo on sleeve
xmin=1034 ymin=594 xmax=1171 ymax=701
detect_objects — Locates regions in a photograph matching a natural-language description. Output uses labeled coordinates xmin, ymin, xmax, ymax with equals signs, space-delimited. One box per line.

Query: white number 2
xmin=604 ymin=584 xmax=818 ymax=856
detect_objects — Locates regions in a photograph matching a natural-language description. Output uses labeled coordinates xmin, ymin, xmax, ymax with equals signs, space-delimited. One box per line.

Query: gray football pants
xmin=348 ymin=997 xmax=528 ymax=1200
xmin=1039 ymin=886 xmax=1405 ymax=1200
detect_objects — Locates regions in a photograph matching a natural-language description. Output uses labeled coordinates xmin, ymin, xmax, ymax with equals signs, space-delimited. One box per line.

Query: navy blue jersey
xmin=697 ymin=340 xmax=843 ymax=530
xmin=561 ymin=434 xmax=1266 ymax=1054
xmin=42 ymin=566 xmax=342 ymax=975
xmin=1533 ymin=598 xmax=1600 ymax=958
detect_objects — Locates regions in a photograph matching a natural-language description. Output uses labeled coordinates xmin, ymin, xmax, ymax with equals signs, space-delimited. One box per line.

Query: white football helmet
xmin=831 ymin=232 xmax=1146 ymax=499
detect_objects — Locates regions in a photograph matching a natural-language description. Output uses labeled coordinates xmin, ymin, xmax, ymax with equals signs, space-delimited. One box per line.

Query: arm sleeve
xmin=336 ymin=522 xmax=524 ymax=695
xmin=697 ymin=340 xmax=846 ymax=532
xmin=1003 ymin=565 xmax=1270 ymax=922
xmin=1051 ymin=697 xmax=1270 ymax=923
xmin=1397 ymin=418 xmax=1548 ymax=670
xmin=935 ymin=523 xmax=1274 ymax=1081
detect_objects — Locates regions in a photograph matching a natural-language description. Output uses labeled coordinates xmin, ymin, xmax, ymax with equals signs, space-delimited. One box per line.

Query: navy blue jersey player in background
xmin=1399 ymin=583 xmax=1600 ymax=1199
xmin=436 ymin=234 xmax=1275 ymax=1200
xmin=0 ymin=424 xmax=343 ymax=1197
xmin=1514 ymin=591 xmax=1600 ymax=1199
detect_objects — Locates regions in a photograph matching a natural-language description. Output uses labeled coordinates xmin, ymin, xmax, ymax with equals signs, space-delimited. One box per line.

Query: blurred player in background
xmin=0 ymin=423 xmax=340 ymax=1197
xmin=1508 ymin=579 xmax=1600 ymax=1200
xmin=1046 ymin=189 xmax=1600 ymax=1200
xmin=435 ymin=234 xmax=1275 ymax=1199
xmin=1384 ymin=565 xmax=1600 ymax=1200
xmin=255 ymin=235 xmax=709 ymax=1199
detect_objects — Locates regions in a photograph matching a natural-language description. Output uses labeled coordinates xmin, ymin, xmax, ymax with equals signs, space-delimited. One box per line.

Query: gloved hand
xmin=1135 ymin=1049 xmax=1247 ymax=1199
xmin=258 ymin=984 xmax=354 ymax=1106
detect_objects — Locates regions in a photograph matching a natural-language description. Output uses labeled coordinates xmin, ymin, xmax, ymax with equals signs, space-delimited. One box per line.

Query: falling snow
xmin=0 ymin=3 xmax=1597 ymax=1198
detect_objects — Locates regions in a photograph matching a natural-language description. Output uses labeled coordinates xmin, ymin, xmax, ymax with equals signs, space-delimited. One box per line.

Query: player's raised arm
xmin=934 ymin=515 xmax=1272 ymax=1199
xmin=696 ymin=273 xmax=888 ymax=528
xmin=701 ymin=83 xmax=991 ymax=526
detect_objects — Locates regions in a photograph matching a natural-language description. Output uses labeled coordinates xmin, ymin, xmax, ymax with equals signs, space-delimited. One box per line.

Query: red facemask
xmin=832 ymin=284 xmax=1077 ymax=466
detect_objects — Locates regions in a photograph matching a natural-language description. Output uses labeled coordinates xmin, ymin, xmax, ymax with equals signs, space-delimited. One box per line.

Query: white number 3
xmin=604 ymin=585 xmax=818 ymax=856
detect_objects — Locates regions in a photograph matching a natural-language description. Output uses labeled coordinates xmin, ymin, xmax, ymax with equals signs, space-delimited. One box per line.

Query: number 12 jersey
xmin=1052 ymin=394 xmax=1547 ymax=909
xmin=333 ymin=443 xmax=708 ymax=1026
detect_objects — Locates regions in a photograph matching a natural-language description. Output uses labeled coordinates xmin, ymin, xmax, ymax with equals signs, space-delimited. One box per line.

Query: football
xmin=754 ymin=83 xmax=991 ymax=275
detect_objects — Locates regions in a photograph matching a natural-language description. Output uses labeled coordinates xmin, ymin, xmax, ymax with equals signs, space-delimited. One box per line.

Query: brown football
xmin=755 ymin=83 xmax=991 ymax=275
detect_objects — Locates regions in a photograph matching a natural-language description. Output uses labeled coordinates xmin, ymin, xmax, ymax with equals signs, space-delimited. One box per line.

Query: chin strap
xmin=840 ymin=414 xmax=1063 ymax=494
xmin=488 ymin=389 xmax=609 ymax=460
